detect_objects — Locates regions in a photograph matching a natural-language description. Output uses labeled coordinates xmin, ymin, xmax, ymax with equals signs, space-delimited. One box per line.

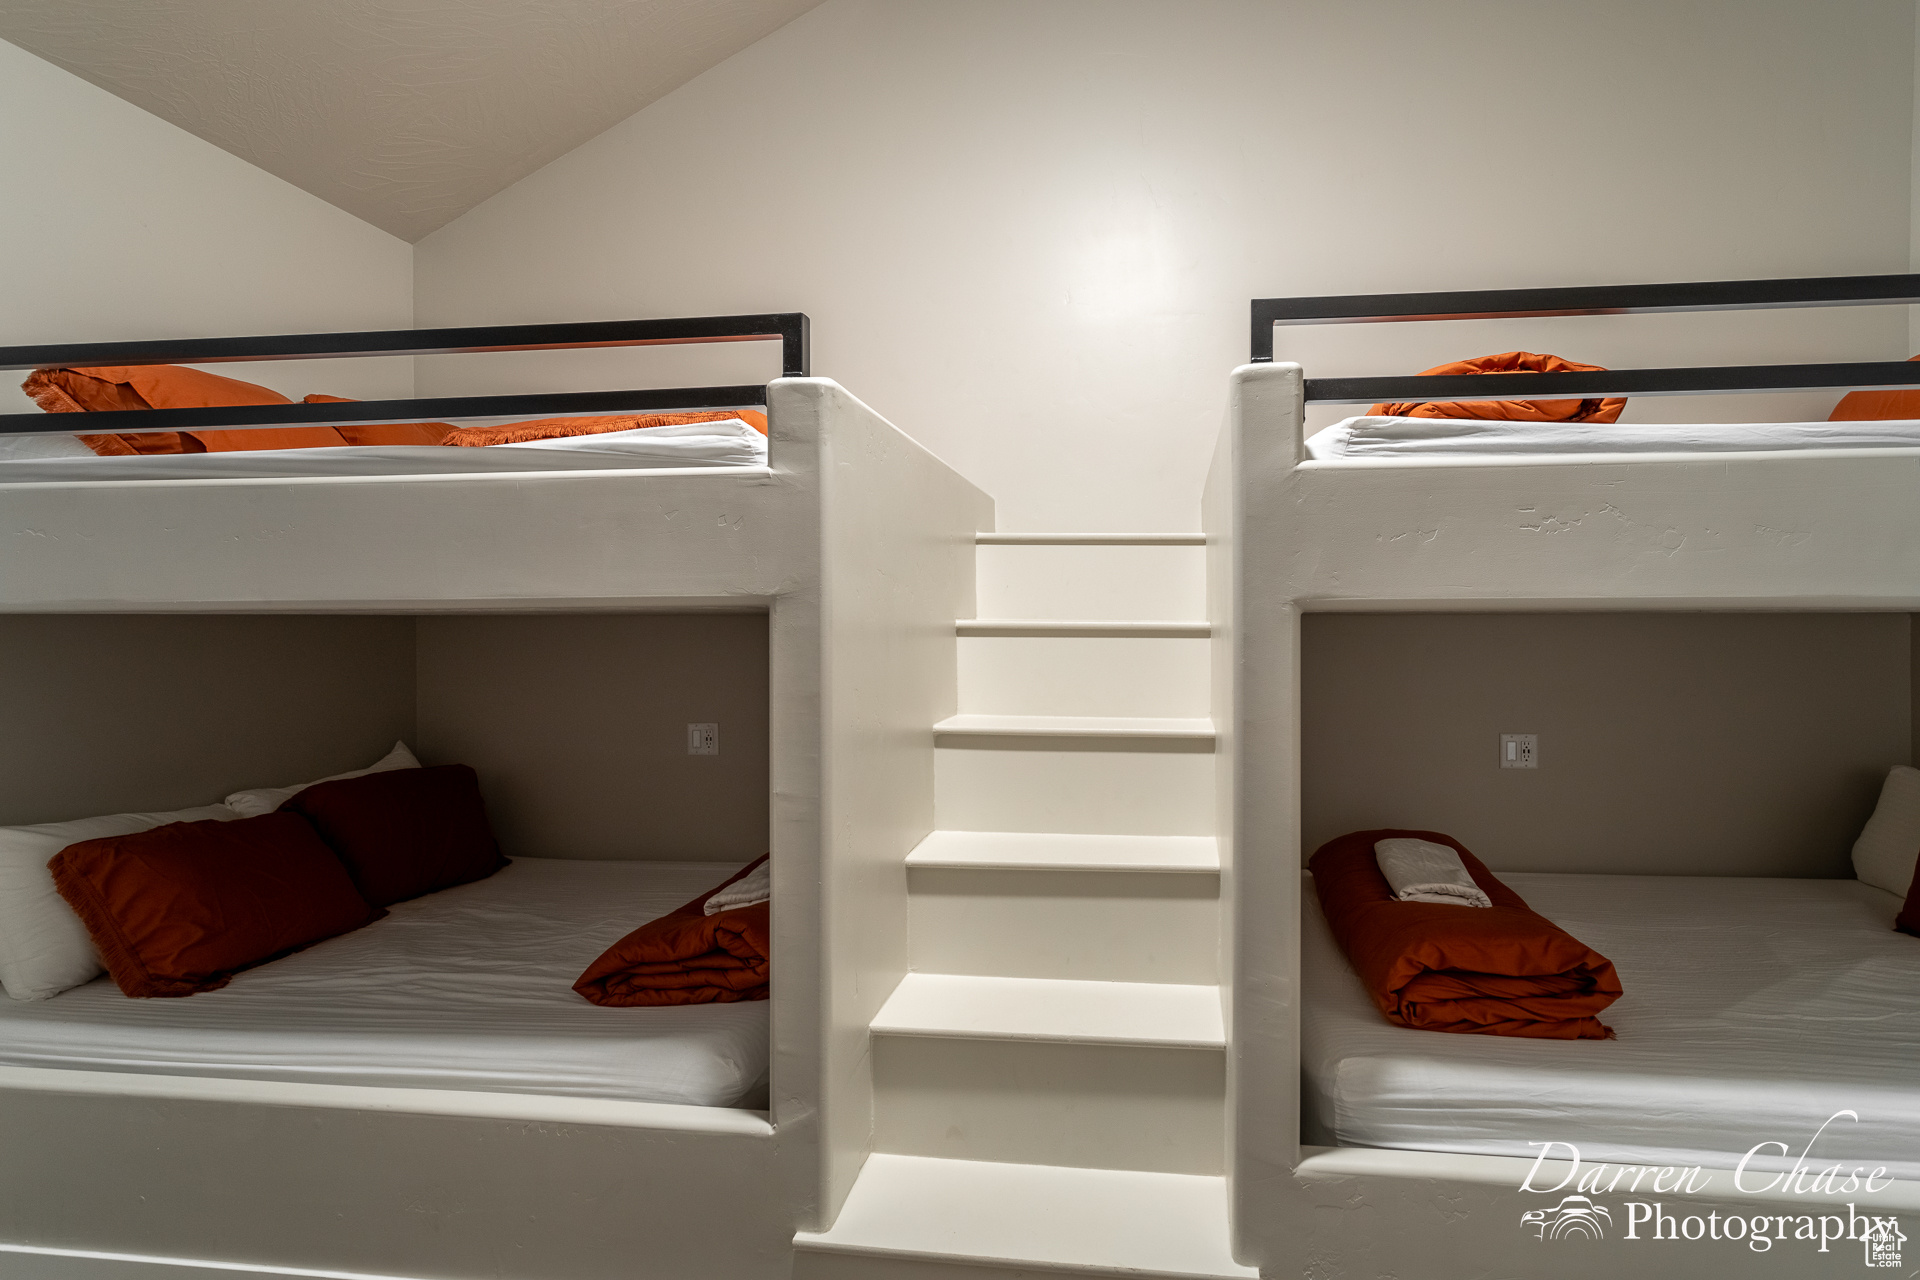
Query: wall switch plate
xmin=687 ymin=723 xmax=719 ymax=756
xmin=1500 ymin=733 xmax=1538 ymax=769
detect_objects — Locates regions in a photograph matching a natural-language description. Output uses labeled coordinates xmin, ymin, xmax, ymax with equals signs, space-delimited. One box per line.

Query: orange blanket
xmin=1309 ymin=829 xmax=1620 ymax=1040
xmin=442 ymin=408 xmax=768 ymax=446
xmin=22 ymin=366 xmax=769 ymax=455
xmin=1369 ymin=351 xmax=1626 ymax=424
xmin=573 ymin=856 xmax=769 ymax=1007
xmin=1831 ymin=354 xmax=1920 ymax=421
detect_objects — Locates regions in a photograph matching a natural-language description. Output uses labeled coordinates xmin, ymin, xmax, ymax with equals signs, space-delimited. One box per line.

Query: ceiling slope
xmin=0 ymin=0 xmax=821 ymax=241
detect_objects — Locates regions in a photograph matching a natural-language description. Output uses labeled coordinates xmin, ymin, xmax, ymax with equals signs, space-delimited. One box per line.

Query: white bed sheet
xmin=0 ymin=418 xmax=768 ymax=483
xmin=0 ymin=858 xmax=769 ymax=1108
xmin=1303 ymin=872 xmax=1920 ymax=1177
xmin=1305 ymin=414 xmax=1920 ymax=459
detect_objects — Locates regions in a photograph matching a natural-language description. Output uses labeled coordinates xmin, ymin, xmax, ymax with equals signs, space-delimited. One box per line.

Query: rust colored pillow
xmin=48 ymin=812 xmax=382 ymax=998
xmin=301 ymin=394 xmax=454 ymax=447
xmin=283 ymin=764 xmax=507 ymax=907
xmin=441 ymin=408 xmax=768 ymax=447
xmin=1896 ymin=857 xmax=1920 ymax=937
xmin=22 ymin=364 xmax=347 ymax=454
xmin=1369 ymin=351 xmax=1626 ymax=425
xmin=1831 ymin=355 xmax=1920 ymax=422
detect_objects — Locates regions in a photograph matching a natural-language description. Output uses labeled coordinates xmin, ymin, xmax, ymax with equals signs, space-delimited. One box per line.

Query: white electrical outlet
xmin=1500 ymin=734 xmax=1538 ymax=769
xmin=687 ymin=723 xmax=719 ymax=756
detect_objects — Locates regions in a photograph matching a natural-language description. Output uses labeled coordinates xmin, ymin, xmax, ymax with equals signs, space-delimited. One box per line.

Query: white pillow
xmin=0 ymin=803 xmax=240 ymax=1000
xmin=224 ymin=741 xmax=420 ymax=818
xmin=1851 ymin=765 xmax=1920 ymax=896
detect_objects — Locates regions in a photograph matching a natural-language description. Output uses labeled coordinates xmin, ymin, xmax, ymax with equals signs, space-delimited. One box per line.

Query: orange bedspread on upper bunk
xmin=572 ymin=856 xmax=769 ymax=1007
xmin=1309 ymin=829 xmax=1621 ymax=1040
xmin=1368 ymin=350 xmax=1627 ymax=424
xmin=23 ymin=366 xmax=770 ymax=454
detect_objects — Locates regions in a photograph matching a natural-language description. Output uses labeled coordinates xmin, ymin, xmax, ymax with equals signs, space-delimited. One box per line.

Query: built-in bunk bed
xmin=1206 ymin=274 xmax=1920 ymax=1279
xmin=0 ymin=316 xmax=993 ymax=1280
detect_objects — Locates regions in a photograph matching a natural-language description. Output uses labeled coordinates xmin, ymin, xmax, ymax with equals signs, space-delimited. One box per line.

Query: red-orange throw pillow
xmin=22 ymin=364 xmax=348 ymax=454
xmin=1830 ymin=355 xmax=1920 ymax=422
xmin=1896 ymin=856 xmax=1920 ymax=937
xmin=48 ymin=812 xmax=382 ymax=998
xmin=282 ymin=764 xmax=507 ymax=907
xmin=1369 ymin=351 xmax=1626 ymax=425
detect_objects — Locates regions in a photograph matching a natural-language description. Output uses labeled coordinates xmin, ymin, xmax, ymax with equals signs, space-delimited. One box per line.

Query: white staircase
xmin=794 ymin=533 xmax=1252 ymax=1280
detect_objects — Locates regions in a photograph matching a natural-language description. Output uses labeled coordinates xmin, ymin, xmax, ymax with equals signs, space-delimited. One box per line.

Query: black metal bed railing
xmin=1250 ymin=275 xmax=1920 ymax=404
xmin=0 ymin=313 xmax=808 ymax=437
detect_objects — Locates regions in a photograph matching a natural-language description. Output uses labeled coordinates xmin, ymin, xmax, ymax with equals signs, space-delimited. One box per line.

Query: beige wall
xmin=415 ymin=613 xmax=769 ymax=862
xmin=0 ymin=613 xmax=770 ymax=862
xmin=0 ymin=615 xmax=416 ymax=825
xmin=0 ymin=41 xmax=414 ymax=413
xmin=413 ymin=0 xmax=1914 ymax=532
xmin=1301 ymin=612 xmax=1911 ymax=878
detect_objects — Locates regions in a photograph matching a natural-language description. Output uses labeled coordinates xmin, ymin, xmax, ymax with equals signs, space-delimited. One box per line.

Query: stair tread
xmin=957 ymin=618 xmax=1211 ymax=637
xmin=935 ymin=714 xmax=1215 ymax=739
xmin=908 ymin=831 xmax=1220 ymax=872
xmin=793 ymin=1154 xmax=1255 ymax=1278
xmin=976 ymin=532 xmax=1206 ymax=546
xmin=873 ymin=973 xmax=1224 ymax=1048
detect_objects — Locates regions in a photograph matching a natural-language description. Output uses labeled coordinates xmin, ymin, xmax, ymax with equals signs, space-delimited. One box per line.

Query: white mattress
xmin=1303 ymin=872 xmax=1920 ymax=1178
xmin=1305 ymin=414 xmax=1920 ymax=459
xmin=0 ymin=858 xmax=769 ymax=1108
xmin=0 ymin=418 xmax=768 ymax=482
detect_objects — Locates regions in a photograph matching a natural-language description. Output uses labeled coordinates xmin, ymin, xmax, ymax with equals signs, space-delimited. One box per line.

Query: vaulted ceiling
xmin=0 ymin=0 xmax=822 ymax=241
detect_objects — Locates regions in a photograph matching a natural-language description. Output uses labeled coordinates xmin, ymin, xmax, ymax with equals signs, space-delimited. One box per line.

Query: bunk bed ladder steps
xmin=795 ymin=533 xmax=1251 ymax=1280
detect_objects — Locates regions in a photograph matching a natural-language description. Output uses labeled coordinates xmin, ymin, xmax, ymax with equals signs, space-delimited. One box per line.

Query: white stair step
xmin=794 ymin=1155 xmax=1254 ymax=1279
xmin=957 ymin=619 xmax=1210 ymax=637
xmin=975 ymin=533 xmax=1205 ymax=545
xmin=958 ymin=634 xmax=1209 ymax=718
xmin=975 ymin=543 xmax=1205 ymax=621
xmin=873 ymin=974 xmax=1223 ymax=1048
xmin=934 ymin=714 xmax=1214 ymax=744
xmin=908 ymin=864 xmax=1219 ymax=983
xmin=908 ymin=831 xmax=1219 ymax=873
xmin=936 ymin=746 xmax=1214 ymax=836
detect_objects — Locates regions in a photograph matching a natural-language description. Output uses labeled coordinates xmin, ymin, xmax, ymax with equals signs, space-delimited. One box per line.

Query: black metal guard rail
xmin=0 ymin=313 xmax=807 ymax=437
xmin=1250 ymin=275 xmax=1920 ymax=403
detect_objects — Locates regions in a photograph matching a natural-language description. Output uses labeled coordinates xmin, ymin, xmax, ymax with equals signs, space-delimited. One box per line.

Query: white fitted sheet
xmin=1305 ymin=414 xmax=1920 ymax=459
xmin=0 ymin=858 xmax=769 ymax=1107
xmin=0 ymin=418 xmax=768 ymax=483
xmin=1303 ymin=872 xmax=1920 ymax=1177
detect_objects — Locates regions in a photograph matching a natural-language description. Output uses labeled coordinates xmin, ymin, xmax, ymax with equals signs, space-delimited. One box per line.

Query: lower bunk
xmin=0 ymin=857 xmax=770 ymax=1109
xmin=1304 ymin=870 xmax=1920 ymax=1182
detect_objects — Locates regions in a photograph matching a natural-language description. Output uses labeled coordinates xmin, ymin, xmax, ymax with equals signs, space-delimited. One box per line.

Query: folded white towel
xmin=703 ymin=861 xmax=770 ymax=916
xmin=1373 ymin=838 xmax=1492 ymax=908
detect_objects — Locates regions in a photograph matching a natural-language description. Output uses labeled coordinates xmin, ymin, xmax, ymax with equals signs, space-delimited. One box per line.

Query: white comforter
xmin=1306 ymin=415 xmax=1920 ymax=459
xmin=1304 ymin=872 xmax=1920 ymax=1178
xmin=0 ymin=858 xmax=769 ymax=1107
xmin=0 ymin=418 xmax=768 ymax=482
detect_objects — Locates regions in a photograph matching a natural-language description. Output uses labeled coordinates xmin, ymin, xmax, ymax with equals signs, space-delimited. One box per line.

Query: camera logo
xmin=1522 ymin=1195 xmax=1613 ymax=1242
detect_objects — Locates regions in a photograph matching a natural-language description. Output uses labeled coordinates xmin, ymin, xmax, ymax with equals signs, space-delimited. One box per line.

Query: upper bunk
xmin=1216 ymin=273 xmax=1920 ymax=608
xmin=0 ymin=313 xmax=985 ymax=610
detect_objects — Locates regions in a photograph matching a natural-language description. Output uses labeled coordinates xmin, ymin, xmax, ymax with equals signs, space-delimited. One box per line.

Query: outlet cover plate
xmin=1500 ymin=733 xmax=1538 ymax=769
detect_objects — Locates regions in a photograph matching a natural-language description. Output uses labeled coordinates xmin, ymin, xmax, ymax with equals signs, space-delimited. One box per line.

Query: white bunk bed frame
xmin=1207 ymin=274 xmax=1920 ymax=1279
xmin=0 ymin=317 xmax=993 ymax=1280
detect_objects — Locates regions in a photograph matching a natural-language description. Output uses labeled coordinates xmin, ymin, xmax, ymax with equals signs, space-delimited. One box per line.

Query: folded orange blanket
xmin=573 ymin=856 xmax=769 ymax=1007
xmin=1369 ymin=351 xmax=1627 ymax=424
xmin=1310 ymin=829 xmax=1621 ymax=1040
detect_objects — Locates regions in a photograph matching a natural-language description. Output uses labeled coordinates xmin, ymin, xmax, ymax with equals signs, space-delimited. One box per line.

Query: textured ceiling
xmin=0 ymin=0 xmax=821 ymax=241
